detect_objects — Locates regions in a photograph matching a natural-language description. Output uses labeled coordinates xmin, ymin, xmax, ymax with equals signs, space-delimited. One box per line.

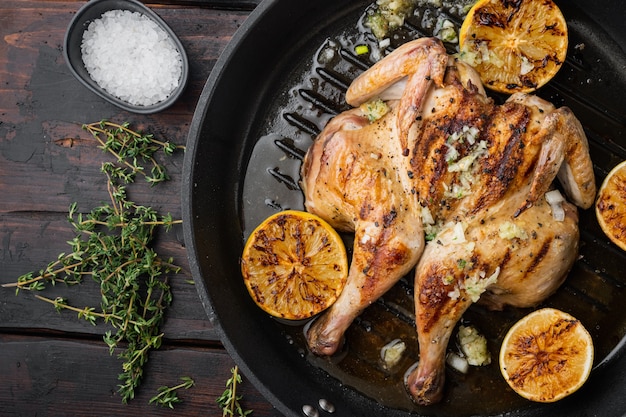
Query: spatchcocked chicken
xmin=300 ymin=37 xmax=596 ymax=405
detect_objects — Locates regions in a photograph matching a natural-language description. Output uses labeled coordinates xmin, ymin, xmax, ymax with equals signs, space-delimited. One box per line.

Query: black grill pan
xmin=182 ymin=0 xmax=626 ymax=415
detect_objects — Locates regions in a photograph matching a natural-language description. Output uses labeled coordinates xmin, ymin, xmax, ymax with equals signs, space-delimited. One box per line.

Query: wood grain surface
xmin=0 ymin=1 xmax=282 ymax=416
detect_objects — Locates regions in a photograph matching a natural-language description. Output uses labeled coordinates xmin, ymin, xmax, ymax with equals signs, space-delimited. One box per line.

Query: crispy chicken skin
xmin=300 ymin=37 xmax=595 ymax=405
xmin=300 ymin=102 xmax=425 ymax=356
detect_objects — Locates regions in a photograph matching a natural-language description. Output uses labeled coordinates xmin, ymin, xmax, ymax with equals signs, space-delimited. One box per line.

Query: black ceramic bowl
xmin=63 ymin=0 xmax=189 ymax=114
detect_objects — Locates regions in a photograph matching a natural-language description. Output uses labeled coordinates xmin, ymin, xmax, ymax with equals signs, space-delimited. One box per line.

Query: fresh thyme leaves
xmin=2 ymin=120 xmax=184 ymax=405
xmin=35 ymin=294 xmax=107 ymax=325
xmin=150 ymin=376 xmax=195 ymax=409
xmin=217 ymin=366 xmax=252 ymax=417
xmin=84 ymin=120 xmax=184 ymax=185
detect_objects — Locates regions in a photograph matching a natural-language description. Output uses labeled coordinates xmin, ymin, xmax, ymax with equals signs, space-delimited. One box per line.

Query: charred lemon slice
xmin=241 ymin=210 xmax=348 ymax=320
xmin=596 ymin=160 xmax=626 ymax=251
xmin=499 ymin=308 xmax=594 ymax=403
xmin=458 ymin=0 xmax=568 ymax=94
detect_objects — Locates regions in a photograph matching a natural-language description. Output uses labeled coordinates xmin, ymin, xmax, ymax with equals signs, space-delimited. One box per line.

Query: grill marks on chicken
xmin=300 ymin=37 xmax=595 ymax=406
xmin=408 ymin=192 xmax=580 ymax=404
xmin=410 ymin=87 xmax=540 ymax=220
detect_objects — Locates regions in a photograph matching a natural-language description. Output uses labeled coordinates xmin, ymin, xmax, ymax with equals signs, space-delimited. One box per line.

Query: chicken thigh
xmin=300 ymin=37 xmax=595 ymax=405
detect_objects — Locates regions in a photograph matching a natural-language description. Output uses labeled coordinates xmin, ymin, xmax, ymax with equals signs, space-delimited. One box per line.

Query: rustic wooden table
xmin=0 ymin=1 xmax=282 ymax=415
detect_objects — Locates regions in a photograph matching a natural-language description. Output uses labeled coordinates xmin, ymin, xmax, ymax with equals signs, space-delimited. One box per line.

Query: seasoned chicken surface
xmin=300 ymin=37 xmax=595 ymax=405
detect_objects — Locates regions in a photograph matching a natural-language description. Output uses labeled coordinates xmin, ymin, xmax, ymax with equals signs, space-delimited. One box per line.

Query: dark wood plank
xmin=0 ymin=2 xmax=249 ymax=214
xmin=0 ymin=2 xmax=283 ymax=416
xmin=0 ymin=1 xmax=249 ymax=341
xmin=0 ymin=334 xmax=283 ymax=417
xmin=0 ymin=215 xmax=212 ymax=341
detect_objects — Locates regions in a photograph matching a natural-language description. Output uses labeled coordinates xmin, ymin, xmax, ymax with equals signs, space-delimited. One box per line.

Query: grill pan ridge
xmin=183 ymin=0 xmax=626 ymax=415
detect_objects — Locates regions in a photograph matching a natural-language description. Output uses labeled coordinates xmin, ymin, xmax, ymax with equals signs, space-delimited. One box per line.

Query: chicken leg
xmin=302 ymin=38 xmax=452 ymax=356
xmin=407 ymin=192 xmax=580 ymax=405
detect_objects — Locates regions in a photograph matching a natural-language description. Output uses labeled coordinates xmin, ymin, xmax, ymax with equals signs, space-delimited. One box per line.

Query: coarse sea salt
xmin=81 ymin=9 xmax=183 ymax=107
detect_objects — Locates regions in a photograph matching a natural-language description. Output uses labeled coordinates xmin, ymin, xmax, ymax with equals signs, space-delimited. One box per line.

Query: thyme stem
xmin=4 ymin=120 xmax=185 ymax=405
xmin=149 ymin=376 xmax=195 ymax=409
xmin=34 ymin=294 xmax=140 ymax=325
xmin=217 ymin=366 xmax=252 ymax=416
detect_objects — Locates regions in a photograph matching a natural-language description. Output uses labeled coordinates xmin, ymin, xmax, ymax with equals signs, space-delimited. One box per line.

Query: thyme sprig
xmin=2 ymin=120 xmax=184 ymax=404
xmin=150 ymin=376 xmax=195 ymax=409
xmin=217 ymin=366 xmax=252 ymax=417
xmin=84 ymin=120 xmax=184 ymax=185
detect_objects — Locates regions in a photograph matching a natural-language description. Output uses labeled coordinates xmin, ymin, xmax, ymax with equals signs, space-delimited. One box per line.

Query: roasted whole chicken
xmin=300 ymin=37 xmax=596 ymax=405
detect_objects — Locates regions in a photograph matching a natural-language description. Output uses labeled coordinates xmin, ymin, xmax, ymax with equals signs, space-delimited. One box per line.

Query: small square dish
xmin=63 ymin=0 xmax=189 ymax=114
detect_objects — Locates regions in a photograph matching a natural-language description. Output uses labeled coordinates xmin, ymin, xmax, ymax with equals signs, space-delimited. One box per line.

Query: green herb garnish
xmin=355 ymin=44 xmax=370 ymax=55
xmin=3 ymin=120 xmax=184 ymax=405
xmin=84 ymin=120 xmax=181 ymax=185
xmin=217 ymin=366 xmax=252 ymax=417
xmin=150 ymin=377 xmax=195 ymax=409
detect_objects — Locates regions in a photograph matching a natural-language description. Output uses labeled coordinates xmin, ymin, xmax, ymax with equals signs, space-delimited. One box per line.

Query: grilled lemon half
xmin=596 ymin=160 xmax=626 ymax=251
xmin=241 ymin=210 xmax=348 ymax=320
xmin=499 ymin=308 xmax=594 ymax=403
xmin=458 ymin=0 xmax=568 ymax=94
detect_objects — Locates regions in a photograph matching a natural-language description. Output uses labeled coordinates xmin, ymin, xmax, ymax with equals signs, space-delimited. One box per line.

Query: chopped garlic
xmin=361 ymin=223 xmax=379 ymax=244
xmin=458 ymin=325 xmax=491 ymax=366
xmin=445 ymin=141 xmax=460 ymax=162
xmin=447 ymin=351 xmax=469 ymax=373
xmin=438 ymin=221 xmax=467 ymax=246
xmin=448 ymin=131 xmax=461 ymax=143
xmin=424 ymin=221 xmax=441 ymax=241
xmin=545 ymin=189 xmax=566 ymax=221
xmin=463 ymin=266 xmax=500 ymax=302
xmin=457 ymin=48 xmax=480 ymax=67
xmin=452 ymin=222 xmax=466 ymax=243
xmin=448 ymin=153 xmax=480 ymax=172
xmin=498 ymin=221 xmax=529 ymax=240
xmin=443 ymin=182 xmax=467 ymax=199
xmin=444 ymin=130 xmax=487 ymax=200
xmin=360 ymin=99 xmax=389 ymax=122
xmin=545 ymin=189 xmax=565 ymax=204
xmin=463 ymin=125 xmax=480 ymax=141
xmin=435 ymin=18 xmax=458 ymax=43
xmin=367 ymin=0 xmax=417 ymax=39
xmin=381 ymin=339 xmax=406 ymax=368
xmin=551 ymin=204 xmax=565 ymax=221
xmin=447 ymin=286 xmax=461 ymax=300
xmin=421 ymin=205 xmax=435 ymax=225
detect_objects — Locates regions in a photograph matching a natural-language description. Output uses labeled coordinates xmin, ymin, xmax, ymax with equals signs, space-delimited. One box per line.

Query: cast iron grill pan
xmin=182 ymin=0 xmax=626 ymax=416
